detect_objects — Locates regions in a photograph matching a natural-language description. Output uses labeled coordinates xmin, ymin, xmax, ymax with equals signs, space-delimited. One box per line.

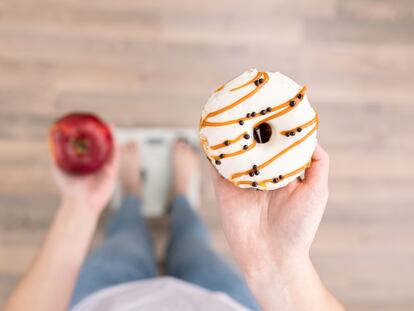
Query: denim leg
xmin=165 ymin=196 xmax=260 ymax=311
xmin=70 ymin=195 xmax=157 ymax=308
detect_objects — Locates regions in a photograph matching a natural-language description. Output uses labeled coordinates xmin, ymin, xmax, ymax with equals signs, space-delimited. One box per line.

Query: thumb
xmin=304 ymin=144 xmax=330 ymax=191
xmin=209 ymin=164 xmax=233 ymax=193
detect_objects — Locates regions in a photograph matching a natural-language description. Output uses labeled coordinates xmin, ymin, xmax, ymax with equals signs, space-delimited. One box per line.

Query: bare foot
xmin=172 ymin=139 xmax=200 ymax=197
xmin=120 ymin=142 xmax=141 ymax=195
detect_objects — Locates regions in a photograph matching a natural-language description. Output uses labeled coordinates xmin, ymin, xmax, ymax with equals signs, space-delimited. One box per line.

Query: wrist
xmin=245 ymin=254 xmax=312 ymax=287
xmin=243 ymin=249 xmax=311 ymax=282
xmin=244 ymin=256 xmax=339 ymax=311
xmin=243 ymin=253 xmax=313 ymax=306
xmin=61 ymin=196 xmax=102 ymax=218
xmin=48 ymin=200 xmax=100 ymax=265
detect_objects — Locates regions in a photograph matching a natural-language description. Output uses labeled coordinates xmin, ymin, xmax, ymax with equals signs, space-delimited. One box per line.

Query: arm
xmin=4 ymin=200 xmax=98 ymax=311
xmin=245 ymin=257 xmax=342 ymax=311
xmin=5 ymin=147 xmax=119 ymax=311
xmin=211 ymin=144 xmax=345 ymax=311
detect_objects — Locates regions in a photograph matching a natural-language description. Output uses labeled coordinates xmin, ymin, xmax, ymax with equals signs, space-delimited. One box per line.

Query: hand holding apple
xmin=49 ymin=113 xmax=119 ymax=213
xmin=51 ymin=146 xmax=119 ymax=214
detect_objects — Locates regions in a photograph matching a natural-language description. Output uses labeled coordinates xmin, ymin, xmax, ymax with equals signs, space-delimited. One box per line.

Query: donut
xmin=199 ymin=69 xmax=318 ymax=190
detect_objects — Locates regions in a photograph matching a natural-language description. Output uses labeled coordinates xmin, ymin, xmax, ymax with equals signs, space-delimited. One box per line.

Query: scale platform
xmin=111 ymin=127 xmax=200 ymax=217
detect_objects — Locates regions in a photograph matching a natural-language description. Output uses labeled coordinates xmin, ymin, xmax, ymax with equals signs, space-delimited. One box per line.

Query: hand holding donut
xmin=203 ymin=68 xmax=342 ymax=311
xmin=211 ymin=144 xmax=329 ymax=276
xmin=211 ymin=145 xmax=342 ymax=311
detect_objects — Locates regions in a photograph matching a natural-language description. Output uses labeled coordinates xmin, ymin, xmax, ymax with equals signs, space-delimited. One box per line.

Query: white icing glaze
xmin=200 ymin=69 xmax=318 ymax=190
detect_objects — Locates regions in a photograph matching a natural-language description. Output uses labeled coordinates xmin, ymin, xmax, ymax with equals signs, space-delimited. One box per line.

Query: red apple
xmin=49 ymin=112 xmax=113 ymax=175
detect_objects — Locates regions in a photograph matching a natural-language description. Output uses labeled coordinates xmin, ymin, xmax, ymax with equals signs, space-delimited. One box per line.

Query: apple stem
xmin=72 ymin=138 xmax=89 ymax=155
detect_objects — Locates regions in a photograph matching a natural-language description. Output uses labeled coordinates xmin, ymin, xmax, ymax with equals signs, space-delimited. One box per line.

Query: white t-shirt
xmin=72 ymin=277 xmax=250 ymax=311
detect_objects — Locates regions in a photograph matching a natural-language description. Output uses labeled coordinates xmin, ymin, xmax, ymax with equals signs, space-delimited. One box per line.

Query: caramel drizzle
xmin=213 ymin=71 xmax=265 ymax=94
xmin=229 ymin=73 xmax=262 ymax=92
xmin=212 ymin=140 xmax=257 ymax=161
xmin=231 ymin=118 xmax=319 ymax=180
xmin=280 ymin=113 xmax=318 ymax=136
xmin=203 ymin=86 xmax=308 ymax=160
xmin=202 ymin=86 xmax=307 ymax=128
xmin=213 ymin=85 xmax=225 ymax=93
xmin=201 ymin=71 xmax=317 ymax=189
xmin=202 ymin=86 xmax=309 ymax=163
xmin=234 ymin=161 xmax=311 ymax=187
xmin=211 ymin=132 xmax=247 ymax=150
xmin=200 ymin=135 xmax=211 ymax=159
xmin=213 ymin=73 xmax=245 ymax=93
xmin=200 ymin=71 xmax=269 ymax=127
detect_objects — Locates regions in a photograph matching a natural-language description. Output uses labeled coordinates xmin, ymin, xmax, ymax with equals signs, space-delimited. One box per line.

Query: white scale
xmin=111 ymin=128 xmax=200 ymax=217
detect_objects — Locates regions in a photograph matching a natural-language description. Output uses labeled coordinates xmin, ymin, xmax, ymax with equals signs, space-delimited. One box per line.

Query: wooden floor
xmin=1 ymin=0 xmax=414 ymax=309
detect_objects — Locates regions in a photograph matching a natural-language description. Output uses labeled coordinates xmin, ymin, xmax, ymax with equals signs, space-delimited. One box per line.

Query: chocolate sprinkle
xmin=239 ymin=120 xmax=244 ymax=125
xmin=254 ymin=170 xmax=260 ymax=175
xmin=260 ymin=110 xmax=266 ymax=115
xmin=254 ymin=80 xmax=260 ymax=86
xmin=243 ymin=145 xmax=248 ymax=150
xmin=297 ymin=127 xmax=302 ymax=132
xmin=219 ymin=154 xmax=224 ymax=159
xmin=244 ymin=134 xmax=250 ymax=139
xmin=253 ymin=164 xmax=258 ymax=170
xmin=251 ymin=112 xmax=256 ymax=117
xmin=249 ymin=172 xmax=254 ymax=177
xmin=246 ymin=113 xmax=251 ymax=118
xmin=215 ymin=160 xmax=221 ymax=165
xmin=297 ymin=94 xmax=303 ymax=99
xmin=289 ymin=101 xmax=296 ymax=107
xmin=266 ymin=107 xmax=272 ymax=112
xmin=272 ymin=178 xmax=278 ymax=183
xmin=259 ymin=78 xmax=264 ymax=84
xmin=252 ymin=181 xmax=258 ymax=187
xmin=289 ymin=131 xmax=296 ymax=136
xmin=224 ymin=140 xmax=230 ymax=146
xmin=279 ymin=175 xmax=283 ymax=179
xmin=285 ymin=133 xmax=290 ymax=137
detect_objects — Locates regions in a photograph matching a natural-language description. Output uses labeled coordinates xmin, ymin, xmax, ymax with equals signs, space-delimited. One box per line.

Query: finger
xmin=49 ymin=156 xmax=72 ymax=179
xmin=303 ymin=144 xmax=329 ymax=189
xmin=108 ymin=124 xmax=116 ymax=136
xmin=98 ymin=143 xmax=120 ymax=181
xmin=285 ymin=177 xmax=300 ymax=192
xmin=49 ymin=158 xmax=62 ymax=180
xmin=106 ymin=124 xmax=119 ymax=168
xmin=209 ymin=164 xmax=241 ymax=195
xmin=209 ymin=163 xmax=257 ymax=207
xmin=209 ymin=164 xmax=230 ymax=190
xmin=105 ymin=144 xmax=120 ymax=176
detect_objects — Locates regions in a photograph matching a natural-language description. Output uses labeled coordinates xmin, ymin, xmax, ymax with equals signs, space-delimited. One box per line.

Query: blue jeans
xmin=70 ymin=195 xmax=260 ymax=310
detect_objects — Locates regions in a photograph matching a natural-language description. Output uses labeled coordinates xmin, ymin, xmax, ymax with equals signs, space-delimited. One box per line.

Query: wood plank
xmin=305 ymin=17 xmax=414 ymax=44
xmin=337 ymin=0 xmax=414 ymax=22
xmin=301 ymin=43 xmax=414 ymax=104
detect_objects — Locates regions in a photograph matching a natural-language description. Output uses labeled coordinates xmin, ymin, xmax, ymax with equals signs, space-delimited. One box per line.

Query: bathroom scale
xmin=111 ymin=128 xmax=200 ymax=217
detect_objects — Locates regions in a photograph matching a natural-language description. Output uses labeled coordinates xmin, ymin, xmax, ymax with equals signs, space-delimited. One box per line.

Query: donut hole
xmin=253 ymin=122 xmax=272 ymax=144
